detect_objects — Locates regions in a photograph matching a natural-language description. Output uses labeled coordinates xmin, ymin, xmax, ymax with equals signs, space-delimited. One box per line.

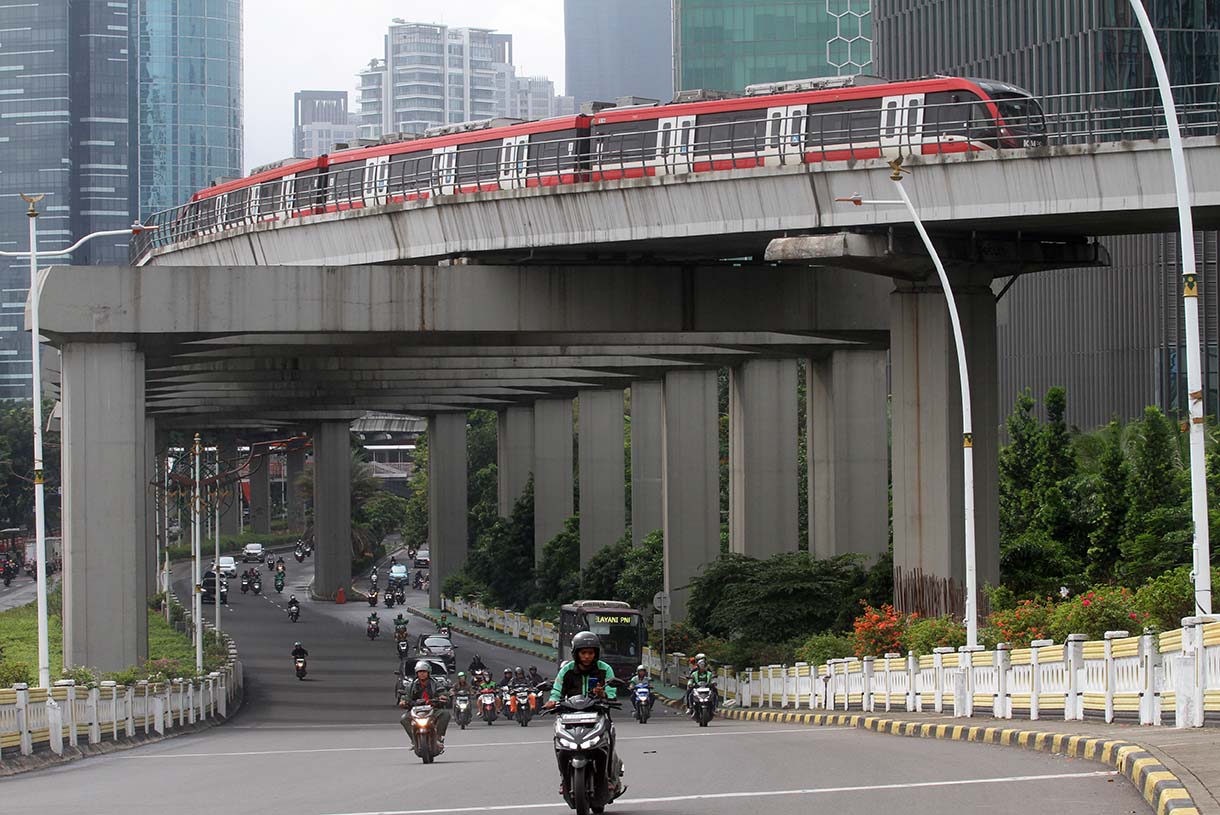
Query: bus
xmin=558 ymin=600 xmax=646 ymax=683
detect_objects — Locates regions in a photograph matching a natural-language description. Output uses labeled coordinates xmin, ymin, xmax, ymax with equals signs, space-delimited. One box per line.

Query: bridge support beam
xmin=729 ymin=359 xmax=799 ymax=557
xmin=808 ymin=351 xmax=889 ymax=561
xmin=497 ymin=406 xmax=534 ymax=517
xmin=630 ymin=380 xmax=664 ymax=546
xmin=428 ymin=413 xmax=468 ymax=608
xmin=579 ymin=389 xmax=626 ymax=565
xmin=533 ymin=399 xmax=573 ymax=562
xmin=61 ymin=342 xmax=148 ymax=672
xmin=890 ymin=281 xmax=1000 ymax=616
xmin=662 ymin=369 xmax=720 ymax=621
xmin=312 ymin=421 xmax=352 ymax=599
xmin=285 ymin=446 xmax=306 ymax=533
xmin=249 ymin=452 xmax=271 ymax=534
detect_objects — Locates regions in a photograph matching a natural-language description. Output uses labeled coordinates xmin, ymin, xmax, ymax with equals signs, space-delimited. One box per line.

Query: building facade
xmin=293 ymin=91 xmax=356 ymax=159
xmin=674 ymin=0 xmax=872 ymax=92
xmin=131 ymin=0 xmax=243 ymax=219
xmin=565 ymin=0 xmax=673 ymax=103
xmin=874 ymin=0 xmax=1220 ymax=427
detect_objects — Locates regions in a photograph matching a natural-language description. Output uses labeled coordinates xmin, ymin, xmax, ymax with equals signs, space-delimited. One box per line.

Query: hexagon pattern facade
xmin=826 ymin=0 xmax=873 ymax=75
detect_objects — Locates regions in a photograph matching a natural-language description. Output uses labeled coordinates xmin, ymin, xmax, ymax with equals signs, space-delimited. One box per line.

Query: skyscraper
xmin=673 ymin=0 xmax=872 ymax=92
xmin=131 ymin=0 xmax=243 ymax=219
xmin=565 ymin=0 xmax=673 ymax=103
xmin=875 ymin=1 xmax=1220 ymax=426
xmin=294 ymin=91 xmax=357 ymax=159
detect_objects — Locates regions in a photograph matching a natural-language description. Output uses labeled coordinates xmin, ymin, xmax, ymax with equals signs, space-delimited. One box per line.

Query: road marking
xmin=123 ymin=726 xmax=846 ymax=759
xmin=318 ymin=770 xmax=1119 ymax=815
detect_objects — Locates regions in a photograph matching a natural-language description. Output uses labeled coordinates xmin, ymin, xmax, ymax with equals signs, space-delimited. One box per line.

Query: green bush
xmin=983 ymin=596 xmax=1056 ymax=647
xmin=1135 ymin=564 xmax=1220 ymax=631
xmin=61 ymin=665 xmax=99 ymax=688
xmin=106 ymin=667 xmax=143 ymax=686
xmin=0 ymin=660 xmax=32 ymax=686
xmin=522 ymin=602 xmax=561 ymax=624
xmin=441 ymin=572 xmax=486 ymax=602
xmin=1048 ymin=584 xmax=1145 ymax=641
xmin=648 ymin=621 xmax=704 ymax=654
xmin=794 ymin=632 xmax=854 ymax=666
xmin=904 ymin=615 xmax=967 ymax=656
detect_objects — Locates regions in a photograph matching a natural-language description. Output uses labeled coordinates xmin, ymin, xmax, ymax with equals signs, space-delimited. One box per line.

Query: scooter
xmin=406 ymin=703 xmax=445 ymax=764
xmin=479 ymin=690 xmax=499 ymax=724
xmin=288 ymin=605 xmax=300 ymax=623
xmin=632 ymin=683 xmax=655 ymax=724
xmin=453 ymin=692 xmax=473 ymax=729
xmin=251 ymin=577 xmax=262 ymax=595
xmin=510 ymin=684 xmax=536 ymax=727
xmin=396 ymin=639 xmax=411 ymax=659
xmin=240 ymin=575 xmax=250 ymax=594
xmin=367 ymin=620 xmax=380 ymax=640
xmin=384 ymin=592 xmax=396 ymax=608
xmin=274 ymin=573 xmax=285 ymax=593
xmin=367 ymin=590 xmax=379 ymax=607
xmin=395 ymin=588 xmax=406 ymax=605
xmin=690 ymin=682 xmax=716 ymax=727
xmin=548 ymin=678 xmax=627 ymax=815
xmin=294 ymin=657 xmax=307 ymax=680
xmin=294 ymin=546 xmax=305 ymax=563
xmin=266 ymin=553 xmax=275 ymax=570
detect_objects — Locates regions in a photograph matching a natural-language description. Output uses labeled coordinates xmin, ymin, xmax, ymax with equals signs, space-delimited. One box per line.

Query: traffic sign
xmin=653 ymin=591 xmax=670 ymax=612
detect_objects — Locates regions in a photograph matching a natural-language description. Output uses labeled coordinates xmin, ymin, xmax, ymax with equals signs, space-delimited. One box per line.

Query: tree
xmin=1084 ymin=420 xmax=1128 ymax=583
xmin=0 ymin=401 xmax=60 ymax=531
xmin=463 ymin=479 xmax=535 ymax=609
xmin=1117 ymin=407 xmax=1191 ymax=586
xmin=998 ymin=389 xmax=1039 ymax=543
xmin=581 ymin=533 xmax=630 ymax=601
xmin=401 ymin=431 xmax=429 ymax=549
xmin=536 ymin=513 xmax=581 ymax=604
xmin=296 ymin=446 xmax=382 ymax=557
xmin=613 ymin=530 xmax=663 ymax=613
xmin=1031 ymin=387 xmax=1084 ymax=555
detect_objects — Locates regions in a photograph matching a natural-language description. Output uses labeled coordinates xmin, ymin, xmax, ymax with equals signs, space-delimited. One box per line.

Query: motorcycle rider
xmin=630 ymin=665 xmax=653 ymax=715
xmin=685 ymin=653 xmax=718 ymax=715
xmin=399 ymin=660 xmax=451 ymax=744
xmin=498 ymin=668 xmax=514 ymax=688
xmin=527 ymin=666 xmax=546 ymax=686
xmin=275 ymin=555 xmax=285 ymax=571
xmin=544 ymin=631 xmax=624 ymax=798
xmin=468 ymin=653 xmax=488 ymax=674
xmin=291 ymin=641 xmax=309 ymax=660
xmin=394 ymin=613 xmax=409 ymax=638
xmin=287 ymin=594 xmax=300 ymax=613
xmin=367 ymin=610 xmax=381 ymax=632
xmin=453 ymin=671 xmax=473 ymax=695
xmin=512 ymin=666 xmax=527 ymax=684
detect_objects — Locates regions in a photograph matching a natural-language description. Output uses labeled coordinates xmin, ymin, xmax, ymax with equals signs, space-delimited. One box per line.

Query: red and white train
xmin=175 ymin=75 xmax=1044 ymax=235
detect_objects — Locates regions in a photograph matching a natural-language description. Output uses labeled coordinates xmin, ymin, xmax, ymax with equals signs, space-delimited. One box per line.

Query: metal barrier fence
xmin=130 ymin=83 xmax=1220 ymax=264
xmin=0 ymin=595 xmax=242 ymax=763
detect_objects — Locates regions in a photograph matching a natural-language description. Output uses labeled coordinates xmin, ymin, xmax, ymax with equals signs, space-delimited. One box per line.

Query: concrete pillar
xmin=662 ymin=369 xmax=719 ymax=621
xmin=533 ymin=398 xmax=574 ymax=562
xmin=578 ymin=389 xmax=626 ymax=564
xmin=219 ymin=436 xmax=240 ymax=538
xmin=61 ymin=342 xmax=147 ymax=672
xmin=312 ymin=422 xmax=351 ymax=599
xmin=285 ymin=447 xmax=306 ymax=533
xmin=890 ymin=281 xmax=1000 ymax=617
xmin=630 ymin=380 xmax=663 ymax=546
xmin=808 ymin=350 xmax=889 ymax=561
xmin=428 ymin=413 xmax=468 ymax=608
xmin=497 ymin=405 xmax=534 ymax=517
xmin=249 ymin=452 xmax=271 ymax=534
xmin=144 ymin=417 xmax=158 ymax=600
xmin=728 ymin=359 xmax=799 ymax=557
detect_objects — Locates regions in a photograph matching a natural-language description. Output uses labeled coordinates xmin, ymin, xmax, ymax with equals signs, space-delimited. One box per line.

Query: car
xmin=413 ymin=549 xmax=430 ymax=570
xmin=416 ymin=634 xmax=456 ymax=671
xmin=200 ymin=571 xmax=228 ymax=605
xmin=241 ymin=542 xmax=264 ymax=563
xmin=217 ymin=556 xmax=238 ymax=578
xmin=387 ymin=563 xmax=409 ymax=588
xmin=395 ymin=657 xmax=449 ymax=706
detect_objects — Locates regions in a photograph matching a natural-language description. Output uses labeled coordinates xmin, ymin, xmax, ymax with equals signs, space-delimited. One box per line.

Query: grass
xmin=0 ymin=588 xmax=63 ymax=682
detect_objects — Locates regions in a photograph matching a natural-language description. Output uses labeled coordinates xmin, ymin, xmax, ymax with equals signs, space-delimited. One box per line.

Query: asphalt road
xmin=0 ymin=555 xmax=1150 ymax=815
xmin=0 ymin=569 xmax=40 ymax=612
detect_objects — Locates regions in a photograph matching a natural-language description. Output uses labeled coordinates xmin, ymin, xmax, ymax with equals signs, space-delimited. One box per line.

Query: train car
xmin=177 ymin=155 xmax=327 ymax=237
xmin=587 ymin=74 xmax=1045 ymax=181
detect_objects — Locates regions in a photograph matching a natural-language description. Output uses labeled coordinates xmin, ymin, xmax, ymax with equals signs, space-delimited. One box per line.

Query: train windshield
xmin=585 ymin=611 xmax=643 ymax=660
xmin=994 ymin=93 xmax=1046 ymax=141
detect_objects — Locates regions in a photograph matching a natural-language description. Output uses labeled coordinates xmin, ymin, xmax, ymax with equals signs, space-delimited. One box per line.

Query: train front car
xmin=971 ymin=79 xmax=1048 ymax=149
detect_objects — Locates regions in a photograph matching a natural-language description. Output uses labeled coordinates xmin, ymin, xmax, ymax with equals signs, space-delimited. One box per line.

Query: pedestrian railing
xmin=0 ymin=595 xmax=242 ymax=763
xmin=444 ymin=596 xmax=559 ymax=649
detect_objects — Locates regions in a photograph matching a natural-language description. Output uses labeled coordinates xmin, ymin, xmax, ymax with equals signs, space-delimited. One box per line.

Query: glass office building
xmin=874 ymin=1 xmax=1220 ymax=426
xmin=131 ymin=0 xmax=243 ymax=219
xmin=565 ymin=0 xmax=673 ymax=104
xmin=674 ymin=0 xmax=872 ymax=92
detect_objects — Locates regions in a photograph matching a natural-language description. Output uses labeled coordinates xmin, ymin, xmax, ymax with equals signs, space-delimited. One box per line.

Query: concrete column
xmin=890 ymin=281 xmax=1000 ymax=616
xmin=808 ymin=350 xmax=889 ymax=561
xmin=144 ymin=416 xmax=158 ymax=600
xmin=428 ymin=413 xmax=468 ymax=608
xmin=312 ymin=422 xmax=351 ymax=599
xmin=285 ymin=447 xmax=306 ymax=533
xmin=533 ymin=398 xmax=574 ymax=562
xmin=662 ymin=369 xmax=719 ymax=621
xmin=497 ymin=405 xmax=534 ymax=517
xmin=728 ymin=359 xmax=799 ymax=557
xmin=61 ymin=342 xmax=147 ymax=672
xmin=218 ymin=436 xmax=240 ymax=538
xmin=578 ymin=389 xmax=626 ymax=564
xmin=630 ymin=380 xmax=663 ymax=546
xmin=249 ymin=452 xmax=271 ymax=534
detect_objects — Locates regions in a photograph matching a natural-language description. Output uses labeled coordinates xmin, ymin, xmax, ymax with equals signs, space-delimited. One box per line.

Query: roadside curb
xmin=710 ymin=708 xmax=1200 ymax=815
xmin=405 ymin=606 xmax=557 ymax=662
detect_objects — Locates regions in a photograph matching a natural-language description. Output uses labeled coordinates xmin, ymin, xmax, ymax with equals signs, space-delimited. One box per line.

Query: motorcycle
xmin=631 ymin=683 xmax=655 ymax=724
xmin=274 ymin=573 xmax=285 ymax=593
xmin=304 ymin=541 xmax=313 ymax=557
xmin=288 ymin=605 xmax=300 ymax=623
xmin=396 ymin=639 xmax=411 ymax=659
xmin=294 ymin=546 xmax=305 ymax=563
xmin=509 ymin=684 xmax=537 ymax=727
xmin=406 ymin=703 xmax=444 ymax=764
xmin=367 ymin=620 xmax=380 ymax=640
xmin=690 ymin=682 xmax=716 ymax=727
xmin=218 ymin=584 xmax=229 ymax=605
xmin=240 ymin=575 xmax=250 ymax=594
xmin=384 ymin=592 xmax=396 ymax=608
xmin=548 ymin=679 xmax=627 ymax=815
xmin=294 ymin=657 xmax=307 ymax=680
xmin=367 ymin=590 xmax=379 ymax=607
xmin=479 ymin=690 xmax=499 ymax=724
xmin=453 ymin=692 xmax=472 ymax=729
xmin=251 ymin=577 xmax=262 ymax=595
xmin=266 ymin=553 xmax=275 ymax=570
xmin=395 ymin=588 xmax=406 ymax=605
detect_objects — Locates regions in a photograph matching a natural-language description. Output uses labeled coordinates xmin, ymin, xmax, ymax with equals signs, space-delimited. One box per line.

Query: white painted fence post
xmin=861 ymin=656 xmax=875 ymax=712
xmin=87 ymin=686 xmax=101 ymax=744
xmin=995 ymin=644 xmax=1011 ymax=719
xmin=932 ymin=647 xmax=953 ymax=713
xmin=906 ymin=652 xmax=918 ymax=712
xmin=46 ymin=697 xmax=62 ymax=756
xmin=54 ymin=680 xmax=78 ymax=747
xmin=1103 ymin=630 xmax=1128 ymax=724
xmin=14 ymin=683 xmax=31 ymax=756
xmin=1030 ymin=639 xmax=1052 ymax=721
xmin=1066 ymin=634 xmax=1087 ymax=721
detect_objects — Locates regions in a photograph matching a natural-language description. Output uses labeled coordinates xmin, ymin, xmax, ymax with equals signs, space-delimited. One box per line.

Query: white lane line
xmin=318 ymin=771 xmax=1119 ymax=815
xmin=123 ymin=726 xmax=846 ymax=759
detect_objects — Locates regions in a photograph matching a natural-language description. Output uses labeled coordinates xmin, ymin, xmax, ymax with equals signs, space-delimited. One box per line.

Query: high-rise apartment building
xmin=673 ymin=0 xmax=872 ymax=92
xmin=294 ymin=91 xmax=357 ymax=159
xmin=875 ymin=1 xmax=1220 ymax=426
xmin=565 ymin=0 xmax=673 ymax=103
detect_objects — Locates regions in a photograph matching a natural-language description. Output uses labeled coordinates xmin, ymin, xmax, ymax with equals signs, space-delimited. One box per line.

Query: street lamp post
xmin=0 ymin=196 xmax=153 ymax=689
xmin=192 ymin=433 xmax=203 ymax=672
xmin=1127 ymin=0 xmax=1211 ymax=616
xmin=838 ymin=158 xmax=980 ymax=648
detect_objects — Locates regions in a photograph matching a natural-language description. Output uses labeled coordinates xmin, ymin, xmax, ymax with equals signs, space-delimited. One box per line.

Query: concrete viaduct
xmin=38 ymin=136 xmax=1220 ymax=671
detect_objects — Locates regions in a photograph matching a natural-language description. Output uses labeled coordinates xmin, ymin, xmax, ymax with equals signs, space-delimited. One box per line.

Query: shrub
xmin=61 ymin=665 xmax=99 ymax=688
xmin=650 ymin=621 xmax=704 ymax=655
xmin=522 ymin=602 xmax=561 ymax=624
xmin=0 ymin=660 xmax=32 ymax=686
xmin=107 ymin=667 xmax=143 ymax=686
xmin=143 ymin=657 xmax=185 ymax=682
xmin=1048 ymin=584 xmax=1146 ymax=641
xmin=795 ymin=632 xmax=855 ymax=666
xmin=851 ymin=603 xmax=909 ymax=658
xmin=983 ymin=596 xmax=1055 ymax=647
xmin=441 ymin=572 xmax=486 ymax=602
xmin=904 ymin=615 xmax=967 ymax=656
xmin=1135 ymin=564 xmax=1220 ymax=631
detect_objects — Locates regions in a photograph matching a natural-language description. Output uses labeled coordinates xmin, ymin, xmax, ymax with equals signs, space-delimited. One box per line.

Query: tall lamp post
xmin=0 ymin=195 xmax=153 ymax=689
xmin=838 ymin=158 xmax=980 ymax=648
xmin=1127 ymin=0 xmax=1211 ymax=616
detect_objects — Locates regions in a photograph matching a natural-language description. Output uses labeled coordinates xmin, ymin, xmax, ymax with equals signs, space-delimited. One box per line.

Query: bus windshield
xmin=586 ymin=612 xmax=642 ymax=660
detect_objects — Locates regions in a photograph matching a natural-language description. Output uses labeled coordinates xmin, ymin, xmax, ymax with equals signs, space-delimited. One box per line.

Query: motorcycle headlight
xmin=555 ymin=735 xmax=578 ymax=749
xmin=579 ymin=734 xmax=607 ymax=750
xmin=414 ymin=718 xmax=431 ymax=727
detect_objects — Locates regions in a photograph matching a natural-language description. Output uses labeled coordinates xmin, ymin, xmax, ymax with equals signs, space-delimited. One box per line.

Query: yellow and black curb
xmin=711 ymin=707 xmax=1198 ymax=815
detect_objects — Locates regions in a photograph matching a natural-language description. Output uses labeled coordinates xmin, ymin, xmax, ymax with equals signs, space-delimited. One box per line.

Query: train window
xmin=388 ymin=153 xmax=429 ymax=194
xmin=528 ymin=129 xmax=580 ymax=174
xmin=881 ymin=100 xmax=901 ymax=138
xmin=906 ymin=97 xmax=924 ymax=138
xmin=924 ymin=91 xmax=977 ymax=138
xmin=295 ymin=167 xmax=326 ymax=209
xmin=694 ymin=109 xmax=766 ymax=155
xmin=809 ymin=99 xmax=881 ymax=146
xmin=225 ymin=187 xmax=248 ymax=223
xmin=591 ymin=121 xmax=656 ymax=165
xmin=659 ymin=121 xmax=673 ymax=156
xmin=767 ymin=111 xmax=783 ymax=148
xmin=456 ymin=139 xmax=501 ymax=185
xmin=327 ymin=161 xmax=363 ymax=204
xmin=258 ymin=180 xmax=282 ymax=214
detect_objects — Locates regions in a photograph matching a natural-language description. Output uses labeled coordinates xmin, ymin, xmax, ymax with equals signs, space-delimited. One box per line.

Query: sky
xmin=243 ymin=1 xmax=566 ymax=172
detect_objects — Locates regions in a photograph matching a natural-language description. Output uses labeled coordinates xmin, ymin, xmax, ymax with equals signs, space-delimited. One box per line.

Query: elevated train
xmin=174 ymin=75 xmax=1045 ymax=239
